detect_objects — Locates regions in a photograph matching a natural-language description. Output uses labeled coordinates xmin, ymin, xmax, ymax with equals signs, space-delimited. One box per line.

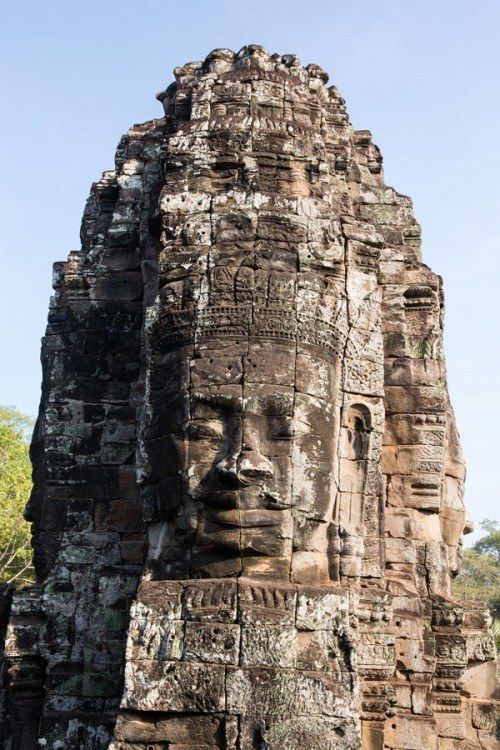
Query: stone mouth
xmin=192 ymin=484 xmax=292 ymax=511
xmin=201 ymin=508 xmax=288 ymax=528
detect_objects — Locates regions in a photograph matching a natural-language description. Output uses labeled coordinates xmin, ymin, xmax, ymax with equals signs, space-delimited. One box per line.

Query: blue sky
xmin=1 ymin=1 xmax=498 ymax=539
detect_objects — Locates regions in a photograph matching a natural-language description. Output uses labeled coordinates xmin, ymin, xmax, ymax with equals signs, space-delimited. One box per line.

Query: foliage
xmin=470 ymin=518 xmax=500 ymax=563
xmin=0 ymin=405 xmax=34 ymax=586
xmin=454 ymin=520 xmax=500 ymax=617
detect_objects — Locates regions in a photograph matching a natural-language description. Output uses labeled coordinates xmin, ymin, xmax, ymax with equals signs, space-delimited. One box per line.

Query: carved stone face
xmin=145 ymin=340 xmax=341 ymax=579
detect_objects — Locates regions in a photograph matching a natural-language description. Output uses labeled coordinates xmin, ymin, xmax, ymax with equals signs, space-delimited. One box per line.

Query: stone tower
xmin=1 ymin=46 xmax=497 ymax=750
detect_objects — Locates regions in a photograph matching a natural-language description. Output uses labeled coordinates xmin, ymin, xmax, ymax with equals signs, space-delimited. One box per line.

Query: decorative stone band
xmin=148 ymin=304 xmax=349 ymax=356
xmin=111 ymin=577 xmax=360 ymax=749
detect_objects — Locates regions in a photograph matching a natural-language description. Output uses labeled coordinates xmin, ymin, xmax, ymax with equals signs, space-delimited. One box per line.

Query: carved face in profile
xmin=144 ymin=339 xmax=342 ymax=580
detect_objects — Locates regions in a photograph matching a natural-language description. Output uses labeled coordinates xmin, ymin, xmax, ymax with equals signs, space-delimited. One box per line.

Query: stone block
xmin=471 ymin=700 xmax=498 ymax=732
xmin=240 ymin=716 xmax=359 ymax=749
xmin=384 ymin=716 xmax=438 ymax=750
xmin=385 ymin=537 xmax=417 ymax=564
xmin=122 ymin=660 xmax=226 ymax=712
xmin=462 ymin=661 xmax=497 ymax=699
xmin=226 ymin=666 xmax=355 ymax=719
xmin=114 ymin=711 xmax=225 ymax=743
xmin=396 ymin=637 xmax=435 ymax=673
xmin=240 ymin=623 xmax=297 ymax=667
xmin=183 ymin=621 xmax=240 ymax=664
xmin=435 ymin=712 xmax=466 ymax=740
xmin=358 ymin=633 xmax=395 ymax=668
xmin=466 ymin=632 xmax=496 ymax=662
xmin=238 ymin=579 xmax=297 ymax=624
xmin=296 ymin=629 xmax=346 ymax=671
xmin=296 ymin=588 xmax=349 ymax=631
xmin=125 ymin=603 xmax=184 ymax=661
xmin=291 ymin=551 xmax=330 ymax=583
xmin=410 ymin=679 xmax=432 ymax=715
xmin=182 ymin=579 xmax=237 ymax=623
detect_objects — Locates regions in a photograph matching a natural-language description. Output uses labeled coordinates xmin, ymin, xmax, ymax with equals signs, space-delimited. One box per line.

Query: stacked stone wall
xmin=1 ymin=45 xmax=497 ymax=750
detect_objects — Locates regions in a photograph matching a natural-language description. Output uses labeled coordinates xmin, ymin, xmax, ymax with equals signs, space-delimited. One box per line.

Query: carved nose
xmin=215 ymin=451 xmax=273 ymax=485
xmin=237 ymin=451 xmax=274 ymax=481
xmin=23 ymin=488 xmax=37 ymax=522
xmin=215 ymin=457 xmax=240 ymax=485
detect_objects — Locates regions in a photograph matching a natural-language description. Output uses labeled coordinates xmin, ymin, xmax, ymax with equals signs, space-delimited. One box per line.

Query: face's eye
xmin=186 ymin=420 xmax=223 ymax=440
xmin=269 ymin=416 xmax=295 ymax=441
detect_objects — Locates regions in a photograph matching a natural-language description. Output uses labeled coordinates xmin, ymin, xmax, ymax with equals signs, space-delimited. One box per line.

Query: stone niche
xmin=0 ymin=45 xmax=497 ymax=750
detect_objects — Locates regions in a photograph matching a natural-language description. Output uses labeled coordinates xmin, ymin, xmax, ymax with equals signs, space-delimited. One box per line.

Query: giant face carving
xmin=143 ymin=322 xmax=344 ymax=582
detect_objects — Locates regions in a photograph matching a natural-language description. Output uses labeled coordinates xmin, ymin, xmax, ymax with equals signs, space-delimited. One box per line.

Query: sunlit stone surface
xmin=0 ymin=45 xmax=497 ymax=750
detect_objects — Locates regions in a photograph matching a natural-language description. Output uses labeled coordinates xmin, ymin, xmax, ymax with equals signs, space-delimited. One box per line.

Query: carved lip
xmin=193 ymin=488 xmax=292 ymax=511
xmin=201 ymin=508 xmax=287 ymax=528
xmin=191 ymin=489 xmax=240 ymax=508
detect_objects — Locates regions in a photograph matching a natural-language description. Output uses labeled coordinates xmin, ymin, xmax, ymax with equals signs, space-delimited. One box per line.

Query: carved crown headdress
xmin=148 ymin=266 xmax=349 ymax=357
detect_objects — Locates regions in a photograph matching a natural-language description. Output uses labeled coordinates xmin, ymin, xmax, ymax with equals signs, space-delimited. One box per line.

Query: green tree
xmin=0 ymin=405 xmax=34 ymax=586
xmin=470 ymin=519 xmax=500 ymax=563
xmin=454 ymin=519 xmax=500 ymax=627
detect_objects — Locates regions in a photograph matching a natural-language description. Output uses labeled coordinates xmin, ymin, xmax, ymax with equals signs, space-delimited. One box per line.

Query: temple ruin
xmin=0 ymin=45 xmax=497 ymax=749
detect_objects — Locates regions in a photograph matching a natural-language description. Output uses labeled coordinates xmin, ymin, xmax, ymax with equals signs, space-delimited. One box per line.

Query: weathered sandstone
xmin=0 ymin=45 xmax=497 ymax=749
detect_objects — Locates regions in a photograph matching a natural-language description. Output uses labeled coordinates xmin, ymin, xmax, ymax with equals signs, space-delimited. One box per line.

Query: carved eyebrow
xmin=191 ymin=391 xmax=242 ymax=410
xmin=244 ymin=395 xmax=294 ymax=416
xmin=186 ymin=421 xmax=224 ymax=439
